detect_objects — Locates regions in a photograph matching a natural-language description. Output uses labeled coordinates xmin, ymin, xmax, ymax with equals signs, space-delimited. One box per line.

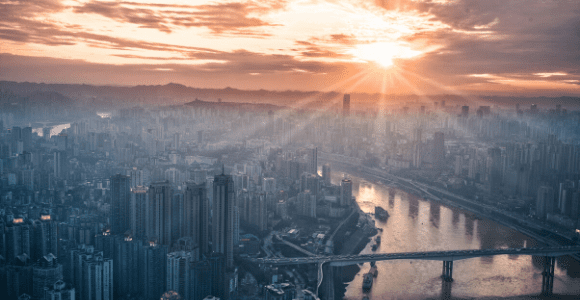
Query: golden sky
xmin=1 ymin=0 xmax=580 ymax=95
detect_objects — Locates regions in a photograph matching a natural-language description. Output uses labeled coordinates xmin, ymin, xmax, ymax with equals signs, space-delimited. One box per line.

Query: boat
xmin=362 ymin=272 xmax=373 ymax=290
xmin=369 ymin=265 xmax=378 ymax=277
xmin=375 ymin=236 xmax=381 ymax=244
xmin=375 ymin=206 xmax=390 ymax=221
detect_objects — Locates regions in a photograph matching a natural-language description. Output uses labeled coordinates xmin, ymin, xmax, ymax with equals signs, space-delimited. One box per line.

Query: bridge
xmin=248 ymin=246 xmax=580 ymax=298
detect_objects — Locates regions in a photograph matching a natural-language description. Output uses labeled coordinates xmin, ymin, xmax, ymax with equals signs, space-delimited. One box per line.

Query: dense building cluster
xmin=1 ymin=95 xmax=579 ymax=299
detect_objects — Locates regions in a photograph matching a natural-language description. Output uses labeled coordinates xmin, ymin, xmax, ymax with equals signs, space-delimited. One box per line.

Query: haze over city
xmin=1 ymin=1 xmax=580 ymax=300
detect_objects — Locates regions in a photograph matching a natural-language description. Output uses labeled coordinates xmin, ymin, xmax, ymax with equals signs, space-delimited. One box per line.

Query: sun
xmin=349 ymin=42 xmax=422 ymax=68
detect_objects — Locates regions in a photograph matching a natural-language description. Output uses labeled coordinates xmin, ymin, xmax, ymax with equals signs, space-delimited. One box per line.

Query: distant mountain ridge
xmin=1 ymin=81 xmax=578 ymax=110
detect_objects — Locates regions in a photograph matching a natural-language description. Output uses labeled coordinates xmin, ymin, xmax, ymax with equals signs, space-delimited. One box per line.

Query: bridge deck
xmin=250 ymin=246 xmax=580 ymax=265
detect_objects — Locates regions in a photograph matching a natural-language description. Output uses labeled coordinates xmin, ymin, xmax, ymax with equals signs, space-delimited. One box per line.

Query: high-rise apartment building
xmin=309 ymin=148 xmax=317 ymax=175
xmin=340 ymin=178 xmax=353 ymax=207
xmin=127 ymin=168 xmax=148 ymax=188
xmin=537 ymin=185 xmax=555 ymax=219
xmin=32 ymin=254 xmax=63 ymax=298
xmin=171 ymin=193 xmax=184 ymax=246
xmin=488 ymin=147 xmax=502 ymax=193
xmin=69 ymin=246 xmax=113 ymax=300
xmin=167 ymin=251 xmax=196 ymax=299
xmin=5 ymin=215 xmax=31 ymax=262
xmin=140 ymin=241 xmax=168 ymax=300
xmin=322 ymin=164 xmax=331 ymax=186
xmin=212 ymin=172 xmax=235 ymax=269
xmin=45 ymin=280 xmax=75 ymax=300
xmin=84 ymin=252 xmax=113 ymax=300
xmin=433 ymin=132 xmax=445 ymax=171
xmin=249 ymin=192 xmax=268 ymax=231
xmin=263 ymin=177 xmax=276 ymax=194
xmin=148 ymin=181 xmax=173 ymax=245
xmin=111 ymin=174 xmax=131 ymax=235
xmin=53 ymin=151 xmax=67 ymax=179
xmin=190 ymin=260 xmax=212 ymax=300
xmin=184 ymin=181 xmax=209 ymax=254
xmin=130 ymin=186 xmax=148 ymax=239
xmin=32 ymin=211 xmax=57 ymax=261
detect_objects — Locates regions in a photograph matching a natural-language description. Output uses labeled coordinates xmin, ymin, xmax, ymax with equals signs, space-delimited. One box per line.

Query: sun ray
xmin=219 ymin=69 xmax=369 ymax=143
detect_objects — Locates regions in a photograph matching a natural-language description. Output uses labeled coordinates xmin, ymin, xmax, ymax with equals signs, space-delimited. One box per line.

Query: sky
xmin=1 ymin=0 xmax=580 ymax=95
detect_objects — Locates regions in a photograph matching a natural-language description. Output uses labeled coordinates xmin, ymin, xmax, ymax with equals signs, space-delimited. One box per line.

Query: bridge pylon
xmin=442 ymin=261 xmax=453 ymax=282
xmin=541 ymin=256 xmax=555 ymax=296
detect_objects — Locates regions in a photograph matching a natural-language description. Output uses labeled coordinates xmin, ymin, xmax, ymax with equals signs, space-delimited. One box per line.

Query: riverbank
xmin=325 ymin=161 xmax=580 ymax=299
xmin=332 ymin=201 xmax=378 ymax=299
xmin=325 ymin=159 xmax=578 ymax=252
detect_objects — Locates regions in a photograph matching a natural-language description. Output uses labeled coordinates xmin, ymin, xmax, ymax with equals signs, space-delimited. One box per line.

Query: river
xmin=32 ymin=123 xmax=71 ymax=138
xmin=332 ymin=170 xmax=580 ymax=299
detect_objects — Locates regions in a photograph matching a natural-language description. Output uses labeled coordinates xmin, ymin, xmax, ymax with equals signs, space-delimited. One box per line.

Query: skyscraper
xmin=433 ymin=132 xmax=445 ymax=171
xmin=167 ymin=251 xmax=196 ymax=299
xmin=250 ymin=192 xmax=268 ymax=231
xmin=32 ymin=253 xmax=63 ymax=298
xmin=5 ymin=215 xmax=31 ymax=262
xmin=22 ymin=126 xmax=32 ymax=152
xmin=56 ymin=133 xmax=68 ymax=151
xmin=148 ymin=181 xmax=173 ymax=245
xmin=322 ymin=164 xmax=331 ymax=186
xmin=130 ymin=186 xmax=148 ymax=239
xmin=212 ymin=171 xmax=235 ymax=269
xmin=140 ymin=241 xmax=168 ymax=300
xmin=70 ymin=246 xmax=113 ymax=300
xmin=112 ymin=236 xmax=142 ymax=298
xmin=45 ymin=280 xmax=75 ymax=300
xmin=558 ymin=180 xmax=575 ymax=215
xmin=171 ymin=193 xmax=184 ymax=246
xmin=110 ymin=174 xmax=131 ymax=235
xmin=53 ymin=151 xmax=67 ymax=179
xmin=83 ymin=252 xmax=113 ymax=300
xmin=340 ymin=178 xmax=352 ymax=207
xmin=209 ymin=252 xmax=226 ymax=299
xmin=343 ymin=94 xmax=350 ymax=116
xmin=309 ymin=147 xmax=318 ymax=175
xmin=184 ymin=181 xmax=209 ymax=254
xmin=488 ymin=147 xmax=502 ymax=193
xmin=32 ymin=211 xmax=57 ymax=261
xmin=190 ymin=259 xmax=212 ymax=300
xmin=537 ymin=185 xmax=554 ymax=220
xmin=127 ymin=167 xmax=148 ymax=188
xmin=262 ymin=177 xmax=276 ymax=194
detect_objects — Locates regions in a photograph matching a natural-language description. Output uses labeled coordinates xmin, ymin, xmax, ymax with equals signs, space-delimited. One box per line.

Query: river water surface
xmin=331 ymin=171 xmax=580 ymax=299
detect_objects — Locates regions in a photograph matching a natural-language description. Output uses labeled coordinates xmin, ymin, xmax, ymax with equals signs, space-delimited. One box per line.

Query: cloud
xmin=73 ymin=1 xmax=286 ymax=35
xmin=1 ymin=0 xmax=580 ymax=95
xmin=0 ymin=53 xmax=356 ymax=91
xmin=376 ymin=0 xmax=580 ymax=90
xmin=329 ymin=34 xmax=358 ymax=45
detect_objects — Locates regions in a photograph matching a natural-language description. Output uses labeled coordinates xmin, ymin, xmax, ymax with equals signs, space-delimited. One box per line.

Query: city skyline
xmin=2 ymin=1 xmax=580 ymax=300
xmin=1 ymin=0 xmax=580 ymax=95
